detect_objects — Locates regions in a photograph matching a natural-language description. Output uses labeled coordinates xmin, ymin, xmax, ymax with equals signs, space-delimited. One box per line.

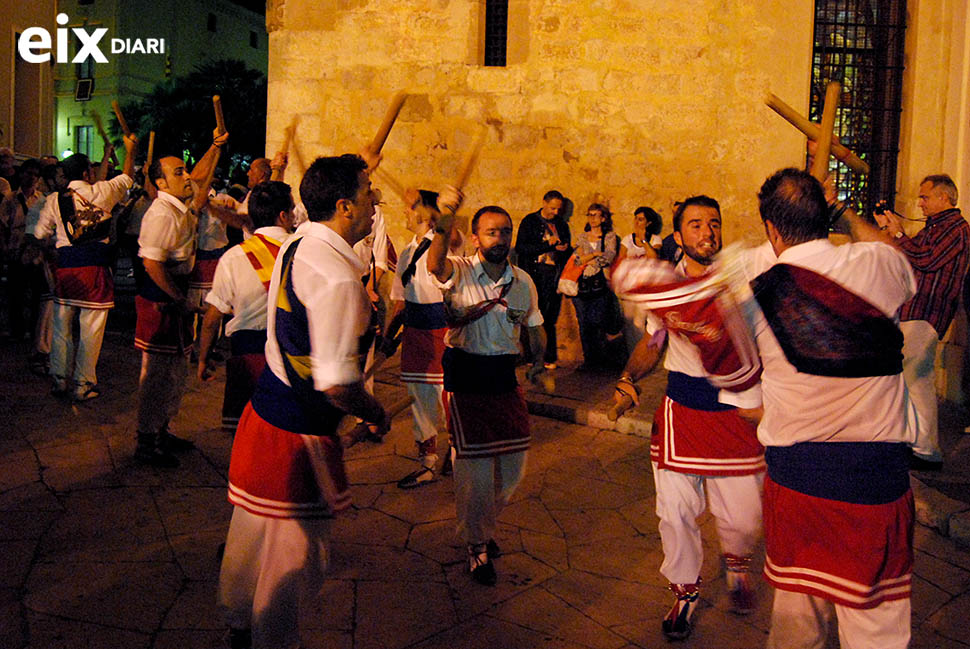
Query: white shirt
xmin=205 ymin=226 xmax=290 ymax=336
xmin=353 ymin=204 xmax=389 ymax=273
xmin=33 ymin=174 xmax=133 ymax=248
xmin=620 ymin=233 xmax=651 ymax=259
xmin=433 ymin=253 xmax=543 ymax=356
xmin=390 ymin=230 xmax=441 ymax=305
xmin=742 ymin=238 xmax=917 ymax=446
xmin=138 ymin=191 xmax=197 ymax=276
xmin=265 ymin=221 xmax=370 ymax=391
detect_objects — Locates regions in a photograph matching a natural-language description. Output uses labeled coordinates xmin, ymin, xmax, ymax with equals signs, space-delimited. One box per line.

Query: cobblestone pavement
xmin=2 ymin=333 xmax=970 ymax=648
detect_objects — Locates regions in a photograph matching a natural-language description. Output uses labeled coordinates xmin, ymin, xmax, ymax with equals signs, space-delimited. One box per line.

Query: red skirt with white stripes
xmin=447 ymin=388 xmax=530 ymax=459
xmin=763 ymin=476 xmax=913 ymax=608
xmin=651 ymin=396 xmax=765 ymax=476
xmin=227 ymin=402 xmax=350 ymax=519
xmin=400 ymin=326 xmax=445 ymax=384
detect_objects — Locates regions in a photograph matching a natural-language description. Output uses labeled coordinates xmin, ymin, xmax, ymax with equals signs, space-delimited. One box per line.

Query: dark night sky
xmin=226 ymin=0 xmax=265 ymax=16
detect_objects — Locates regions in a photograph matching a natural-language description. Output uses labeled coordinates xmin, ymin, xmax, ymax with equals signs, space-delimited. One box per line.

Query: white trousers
xmin=137 ymin=351 xmax=187 ymax=435
xmin=900 ymin=319 xmax=940 ymax=461
xmin=766 ymin=589 xmax=910 ymax=649
xmin=652 ymin=464 xmax=763 ymax=584
xmin=34 ymin=298 xmax=53 ymax=355
xmin=454 ymin=452 xmax=527 ymax=545
xmin=218 ymin=506 xmax=331 ymax=649
xmin=50 ymin=303 xmax=107 ymax=387
xmin=406 ymin=381 xmax=445 ymax=445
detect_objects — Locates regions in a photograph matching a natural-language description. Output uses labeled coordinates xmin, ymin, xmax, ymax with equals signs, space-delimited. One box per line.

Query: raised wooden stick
xmin=765 ymin=92 xmax=869 ymax=174
xmin=370 ymin=92 xmax=407 ymax=154
xmin=111 ymin=100 xmax=131 ymax=136
xmin=213 ymin=95 xmax=227 ymax=135
xmin=810 ymin=81 xmax=841 ymax=181
xmin=146 ymin=131 xmax=156 ymax=168
xmin=91 ymin=112 xmax=119 ymax=165
xmin=453 ymin=126 xmax=487 ymax=194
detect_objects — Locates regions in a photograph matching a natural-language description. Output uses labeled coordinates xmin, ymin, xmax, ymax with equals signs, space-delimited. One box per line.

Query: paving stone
xmin=25 ymin=612 xmax=150 ymax=649
xmin=25 ymin=562 xmax=181 ymax=632
xmin=351 ymin=483 xmax=386 ymax=509
xmin=550 ymin=508 xmax=640 ymax=544
xmin=410 ymin=615 xmax=589 ymax=649
xmin=491 ymin=585 xmax=628 ymax=649
xmin=0 ymin=539 xmax=38 ymax=588
xmin=346 ymin=454 xmax=419 ymax=486
xmin=498 ymin=497 xmax=562 ymax=536
xmin=355 ymin=579 xmax=456 ymax=649
xmin=331 ymin=507 xmax=411 ymax=547
xmin=328 ymin=543 xmax=444 ymax=582
xmin=162 ymin=580 xmax=222 ymax=630
xmin=36 ymin=488 xmax=171 ymax=563
xmin=543 ymin=570 xmax=665 ymax=629
xmin=0 ymin=597 xmax=24 ymax=648
xmin=0 ymin=509 xmax=57 ymax=540
xmin=153 ymin=629 xmax=226 ymax=649
xmin=0 ymin=481 xmax=62 ymax=512
xmin=302 ymin=579 xmax=355 ymax=631
xmin=927 ymin=590 xmax=970 ymax=643
xmin=915 ymin=523 xmax=970 ymax=572
xmin=521 ymin=530 xmax=569 ymax=572
xmin=913 ymin=476 xmax=970 ymax=536
xmin=154 ymin=487 xmax=231 ymax=536
xmin=951 ymin=510 xmax=970 ymax=549
xmin=540 ymin=474 xmax=643 ymax=511
xmin=568 ymin=535 xmax=666 ymax=585
xmin=915 ymin=549 xmax=970 ymax=596
xmin=617 ymin=497 xmax=659 ymax=536
xmin=299 ymin=628 xmax=355 ymax=649
xmin=911 ymin=627 xmax=970 ymax=648
xmin=913 ymin=573 xmax=955 ymax=626
xmin=446 ymin=552 xmax=559 ymax=621
xmin=168 ymin=529 xmax=226 ymax=581
xmin=0 ymin=454 xmax=42 ymax=493
xmin=599 ymin=456 xmax=655 ymax=492
xmin=407 ymin=519 xmax=463 ymax=564
xmin=373 ymin=483 xmax=456 ymax=525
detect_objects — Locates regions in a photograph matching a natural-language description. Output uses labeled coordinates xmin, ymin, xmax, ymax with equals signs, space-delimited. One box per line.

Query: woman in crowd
xmin=571 ymin=202 xmax=620 ymax=369
xmin=617 ymin=206 xmax=661 ymax=353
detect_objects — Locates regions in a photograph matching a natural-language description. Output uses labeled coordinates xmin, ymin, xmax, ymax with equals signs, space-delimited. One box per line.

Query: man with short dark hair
xmin=876 ymin=173 xmax=970 ymax=470
xmin=198 ymin=180 xmax=295 ymax=431
xmin=514 ymin=189 xmax=570 ymax=368
xmin=612 ymin=195 xmax=764 ymax=640
xmin=218 ymin=153 xmax=389 ymax=649
xmin=134 ymin=131 xmax=227 ymax=466
xmin=33 ymin=135 xmax=138 ymax=401
xmin=428 ymin=200 xmax=546 ymax=586
xmin=749 ymin=168 xmax=916 ymax=649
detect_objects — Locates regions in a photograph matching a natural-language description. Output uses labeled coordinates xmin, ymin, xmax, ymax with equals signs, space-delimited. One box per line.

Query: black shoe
xmin=468 ymin=546 xmax=497 ymax=586
xmin=910 ymin=454 xmax=943 ymax=472
xmin=662 ymin=583 xmax=699 ymax=641
xmin=397 ymin=466 xmax=435 ymax=489
xmin=160 ymin=431 xmax=195 ymax=453
xmin=225 ymin=627 xmax=252 ymax=649
xmin=486 ymin=538 xmax=501 ymax=559
xmin=134 ymin=444 xmax=180 ymax=468
xmin=440 ymin=444 xmax=454 ymax=476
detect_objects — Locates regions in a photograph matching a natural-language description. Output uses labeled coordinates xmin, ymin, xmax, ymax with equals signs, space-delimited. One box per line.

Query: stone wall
xmin=265 ymin=0 xmax=813 ymax=249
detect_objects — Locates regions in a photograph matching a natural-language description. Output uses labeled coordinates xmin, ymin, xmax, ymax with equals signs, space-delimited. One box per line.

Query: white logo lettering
xmin=17 ymin=13 xmax=164 ymax=63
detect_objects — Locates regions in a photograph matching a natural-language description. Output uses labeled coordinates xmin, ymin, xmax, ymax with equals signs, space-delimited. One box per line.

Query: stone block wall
xmin=265 ymin=0 xmax=813 ymax=250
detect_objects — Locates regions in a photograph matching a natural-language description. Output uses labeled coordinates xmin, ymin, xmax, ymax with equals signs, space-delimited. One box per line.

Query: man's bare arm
xmin=325 ymin=382 xmax=390 ymax=436
xmin=197 ymin=304 xmax=226 ymax=380
xmin=524 ymin=325 xmax=547 ymax=381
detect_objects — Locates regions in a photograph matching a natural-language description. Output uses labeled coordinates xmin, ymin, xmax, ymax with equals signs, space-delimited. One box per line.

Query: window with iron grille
xmin=484 ymin=0 xmax=508 ymax=67
xmin=810 ymin=0 xmax=906 ymax=214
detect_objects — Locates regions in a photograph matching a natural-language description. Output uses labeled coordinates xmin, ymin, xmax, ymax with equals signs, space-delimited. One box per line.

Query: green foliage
xmin=109 ymin=59 xmax=266 ymax=174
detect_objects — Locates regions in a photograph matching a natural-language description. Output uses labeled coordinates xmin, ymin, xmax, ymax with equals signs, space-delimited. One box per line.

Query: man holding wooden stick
xmin=33 ymin=133 xmax=138 ymax=402
xmin=134 ymin=128 xmax=227 ymax=467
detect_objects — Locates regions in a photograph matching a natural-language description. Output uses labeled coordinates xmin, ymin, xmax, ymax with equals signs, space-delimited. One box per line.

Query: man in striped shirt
xmin=877 ymin=174 xmax=970 ymax=470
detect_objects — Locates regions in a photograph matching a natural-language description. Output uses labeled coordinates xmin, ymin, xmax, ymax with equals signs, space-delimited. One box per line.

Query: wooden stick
xmin=370 ymin=91 xmax=407 ymax=153
xmin=111 ymin=100 xmax=131 ymax=136
xmin=213 ymin=95 xmax=227 ymax=135
xmin=453 ymin=126 xmax=487 ymax=192
xmin=765 ymin=93 xmax=869 ymax=174
xmin=373 ymin=167 xmax=406 ymax=201
xmin=146 ymin=131 xmax=156 ymax=168
xmin=281 ymin=115 xmax=299 ymax=155
xmin=810 ymin=82 xmax=841 ymax=182
xmin=91 ymin=112 xmax=119 ymax=165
